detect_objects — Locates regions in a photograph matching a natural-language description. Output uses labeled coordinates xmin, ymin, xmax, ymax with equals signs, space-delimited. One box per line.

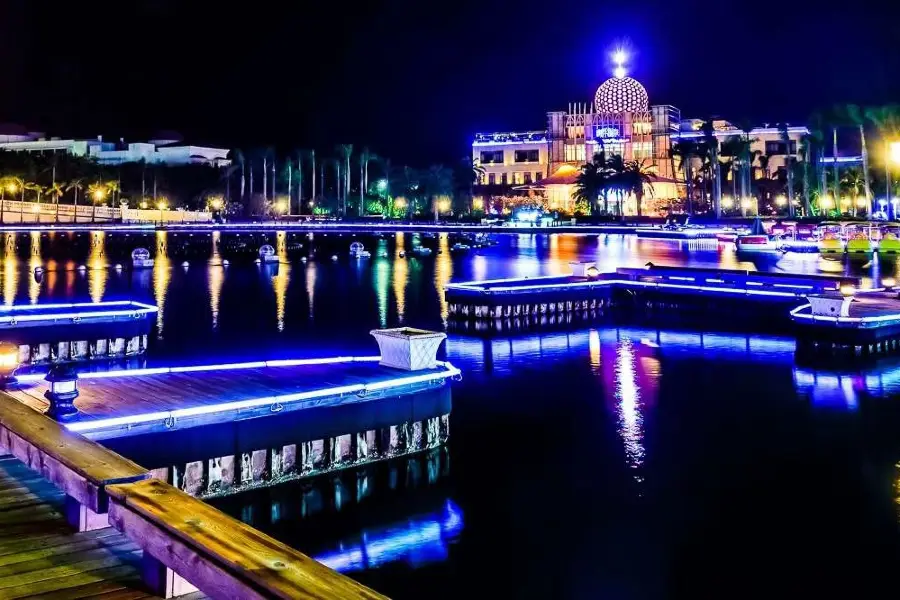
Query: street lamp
xmin=158 ymin=200 xmax=167 ymax=225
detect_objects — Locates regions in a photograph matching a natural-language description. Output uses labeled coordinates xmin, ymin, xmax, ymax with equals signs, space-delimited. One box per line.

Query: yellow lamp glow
xmin=157 ymin=201 xmax=167 ymax=210
xmin=775 ymin=195 xmax=787 ymax=206
xmin=856 ymin=197 xmax=868 ymax=208
xmin=275 ymin=200 xmax=287 ymax=214
xmin=721 ymin=196 xmax=734 ymax=209
xmin=472 ymin=198 xmax=484 ymax=210
xmin=821 ymin=195 xmax=834 ymax=209
xmin=7 ymin=184 xmax=17 ymax=194
xmin=140 ymin=201 xmax=148 ymax=209
xmin=840 ymin=285 xmax=856 ymax=297
xmin=438 ymin=199 xmax=450 ymax=212
xmin=740 ymin=198 xmax=752 ymax=210
xmin=891 ymin=141 xmax=900 ymax=165
xmin=882 ymin=277 xmax=896 ymax=289
xmin=0 ymin=342 xmax=19 ymax=371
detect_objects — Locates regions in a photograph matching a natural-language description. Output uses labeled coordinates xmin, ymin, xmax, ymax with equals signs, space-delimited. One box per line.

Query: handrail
xmin=0 ymin=392 xmax=147 ymax=523
xmin=0 ymin=394 xmax=387 ymax=599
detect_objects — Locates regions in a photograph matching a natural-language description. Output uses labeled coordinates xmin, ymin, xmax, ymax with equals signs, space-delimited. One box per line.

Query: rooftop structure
xmin=0 ymin=128 xmax=230 ymax=167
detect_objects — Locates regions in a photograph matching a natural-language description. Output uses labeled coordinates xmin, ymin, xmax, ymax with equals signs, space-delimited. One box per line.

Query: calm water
xmin=7 ymin=231 xmax=900 ymax=597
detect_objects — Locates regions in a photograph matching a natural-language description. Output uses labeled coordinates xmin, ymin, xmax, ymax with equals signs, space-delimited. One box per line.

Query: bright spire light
xmin=613 ymin=49 xmax=627 ymax=65
xmin=613 ymin=66 xmax=626 ymax=79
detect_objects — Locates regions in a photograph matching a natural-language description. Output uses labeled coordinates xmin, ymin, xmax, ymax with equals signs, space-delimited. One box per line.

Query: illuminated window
xmin=524 ymin=172 xmax=532 ymax=184
xmin=480 ymin=151 xmax=504 ymax=164
xmin=513 ymin=172 xmax=523 ymax=185
xmin=632 ymin=142 xmax=653 ymax=159
xmin=565 ymin=145 xmax=586 ymax=162
xmin=632 ymin=121 xmax=652 ymax=135
xmin=514 ymin=150 xmax=540 ymax=163
xmin=488 ymin=173 xmax=496 ymax=185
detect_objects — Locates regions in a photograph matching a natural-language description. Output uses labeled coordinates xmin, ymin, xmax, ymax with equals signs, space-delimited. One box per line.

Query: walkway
xmin=0 ymin=456 xmax=207 ymax=599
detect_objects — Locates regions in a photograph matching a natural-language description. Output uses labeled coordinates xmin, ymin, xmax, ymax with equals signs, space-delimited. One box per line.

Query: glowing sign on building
xmin=594 ymin=126 xmax=629 ymax=144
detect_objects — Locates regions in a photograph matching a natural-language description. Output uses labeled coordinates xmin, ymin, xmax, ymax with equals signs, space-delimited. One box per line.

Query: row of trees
xmin=572 ymin=153 xmax=657 ymax=216
xmin=226 ymin=145 xmax=483 ymax=219
xmin=0 ymin=146 xmax=486 ymax=221
xmin=668 ymin=104 xmax=900 ymax=218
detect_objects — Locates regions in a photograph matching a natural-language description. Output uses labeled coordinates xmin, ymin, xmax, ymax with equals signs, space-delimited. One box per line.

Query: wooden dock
xmin=0 ymin=456 xmax=209 ymax=599
xmin=0 ymin=384 xmax=387 ymax=599
xmin=445 ymin=264 xmax=858 ymax=326
xmin=792 ymin=289 xmax=900 ymax=356
xmin=6 ymin=357 xmax=460 ymax=440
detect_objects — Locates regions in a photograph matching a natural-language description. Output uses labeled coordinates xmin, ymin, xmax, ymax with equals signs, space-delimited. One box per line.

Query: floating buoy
xmin=114 ymin=264 xmax=123 ymax=270
xmin=222 ymin=259 xmax=230 ymax=267
xmin=182 ymin=261 xmax=189 ymax=268
xmin=33 ymin=266 xmax=44 ymax=274
xmin=398 ymin=251 xmax=406 ymax=258
xmin=300 ymin=256 xmax=308 ymax=263
xmin=254 ymin=258 xmax=262 ymax=265
xmin=77 ymin=265 xmax=86 ymax=271
xmin=331 ymin=255 xmax=338 ymax=261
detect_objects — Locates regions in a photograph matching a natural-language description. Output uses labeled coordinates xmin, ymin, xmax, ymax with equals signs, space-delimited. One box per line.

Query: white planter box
xmin=370 ymin=328 xmax=447 ymax=371
xmin=569 ymin=261 xmax=596 ymax=277
xmin=808 ymin=294 xmax=853 ymax=318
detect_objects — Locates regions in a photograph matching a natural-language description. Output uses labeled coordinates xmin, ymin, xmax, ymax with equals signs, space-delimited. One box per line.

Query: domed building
xmin=472 ymin=55 xmax=814 ymax=217
xmin=473 ymin=64 xmax=682 ymax=215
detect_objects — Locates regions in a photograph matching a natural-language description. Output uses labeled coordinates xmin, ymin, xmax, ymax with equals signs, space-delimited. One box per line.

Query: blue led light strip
xmin=0 ymin=301 xmax=157 ymax=324
xmin=63 ymin=360 xmax=460 ymax=433
xmin=790 ymin=303 xmax=900 ymax=324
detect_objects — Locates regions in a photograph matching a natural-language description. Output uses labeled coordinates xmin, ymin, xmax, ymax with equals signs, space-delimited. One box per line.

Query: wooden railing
xmin=0 ymin=393 xmax=386 ymax=599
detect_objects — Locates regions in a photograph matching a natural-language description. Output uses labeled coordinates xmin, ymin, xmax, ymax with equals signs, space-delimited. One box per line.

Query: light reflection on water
xmin=314 ymin=500 xmax=463 ymax=574
xmin=1 ymin=230 xmax=898 ymax=596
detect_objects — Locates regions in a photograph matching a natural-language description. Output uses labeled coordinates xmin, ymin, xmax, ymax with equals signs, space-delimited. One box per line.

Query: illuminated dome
xmin=594 ymin=76 xmax=649 ymax=113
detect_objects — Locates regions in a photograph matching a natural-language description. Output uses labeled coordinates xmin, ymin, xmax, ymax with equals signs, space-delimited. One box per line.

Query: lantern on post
xmin=0 ymin=342 xmax=20 ymax=388
xmin=44 ymin=364 xmax=80 ymax=421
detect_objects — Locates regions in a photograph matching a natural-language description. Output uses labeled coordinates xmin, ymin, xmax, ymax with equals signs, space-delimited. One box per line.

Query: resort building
xmin=471 ymin=62 xmax=810 ymax=215
xmin=0 ymin=125 xmax=230 ymax=167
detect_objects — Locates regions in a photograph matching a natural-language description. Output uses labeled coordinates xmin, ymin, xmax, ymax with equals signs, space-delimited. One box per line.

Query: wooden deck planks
xmin=6 ymin=361 xmax=440 ymax=425
xmin=0 ymin=457 xmax=207 ymax=600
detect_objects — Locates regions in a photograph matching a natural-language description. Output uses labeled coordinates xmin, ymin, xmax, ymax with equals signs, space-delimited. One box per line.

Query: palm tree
xmin=66 ymin=179 xmax=84 ymax=223
xmin=797 ymin=135 xmax=812 ymax=215
xmin=779 ymin=124 xmax=796 ymax=217
xmin=328 ymin=157 xmax=342 ymax=213
xmin=86 ymin=182 xmax=107 ymax=223
xmin=379 ymin=157 xmax=392 ymax=218
xmin=669 ymin=140 xmax=697 ymax=214
xmin=308 ymin=150 xmax=316 ymax=207
xmin=284 ymin=159 xmax=292 ymax=216
xmin=337 ymin=144 xmax=353 ymax=216
xmin=294 ymin=151 xmax=304 ymax=214
xmin=359 ymin=148 xmax=375 ymax=216
xmin=700 ymin=120 xmax=722 ymax=218
xmin=841 ymin=168 xmax=866 ymax=216
xmin=426 ymin=165 xmax=454 ymax=222
xmin=106 ymin=180 xmax=121 ymax=206
xmin=619 ymin=159 xmax=656 ymax=217
xmin=47 ymin=182 xmax=64 ymax=222
xmin=25 ymin=182 xmax=44 ymax=202
xmin=865 ymin=104 xmax=900 ymax=213
xmin=845 ymin=105 xmax=872 ymax=208
xmin=574 ymin=152 xmax=610 ymax=215
xmin=231 ymin=149 xmax=246 ymax=202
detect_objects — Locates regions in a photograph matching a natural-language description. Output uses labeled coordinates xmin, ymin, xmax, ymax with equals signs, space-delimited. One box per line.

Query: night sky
xmin=1 ymin=0 xmax=898 ymax=165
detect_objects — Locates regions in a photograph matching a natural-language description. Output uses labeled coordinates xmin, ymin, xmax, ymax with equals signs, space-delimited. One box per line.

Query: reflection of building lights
xmin=472 ymin=198 xmax=484 ymax=211
xmin=721 ymin=196 xmax=734 ymax=209
xmin=740 ymin=198 xmax=752 ymax=210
